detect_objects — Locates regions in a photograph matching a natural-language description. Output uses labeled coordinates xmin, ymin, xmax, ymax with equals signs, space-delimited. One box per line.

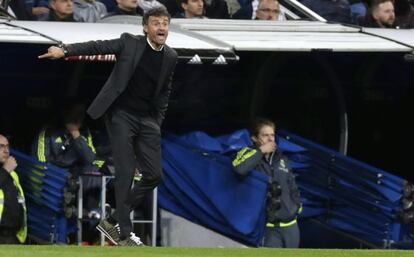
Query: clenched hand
xmin=38 ymin=46 xmax=65 ymax=59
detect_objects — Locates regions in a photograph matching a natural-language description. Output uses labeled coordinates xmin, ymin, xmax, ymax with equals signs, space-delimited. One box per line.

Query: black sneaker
xmin=118 ymin=232 xmax=144 ymax=247
xmin=96 ymin=219 xmax=120 ymax=245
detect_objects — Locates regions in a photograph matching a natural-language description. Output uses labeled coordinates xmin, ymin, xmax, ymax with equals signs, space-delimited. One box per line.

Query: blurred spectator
xmin=0 ymin=134 xmax=27 ymax=244
xmin=32 ymin=100 xmax=104 ymax=222
xmin=32 ymin=101 xmax=99 ymax=176
xmin=24 ymin=0 xmax=49 ymax=20
xmin=98 ymin=0 xmax=116 ymax=12
xmin=2 ymin=0 xmax=35 ymax=20
xmin=138 ymin=0 xmax=165 ymax=14
xmin=349 ymin=0 xmax=367 ymax=24
xmin=103 ymin=0 xmax=142 ymax=17
xmin=158 ymin=0 xmax=181 ymax=17
xmin=300 ymin=0 xmax=351 ymax=23
xmin=255 ymin=0 xmax=279 ymax=20
xmin=43 ymin=0 xmax=76 ymax=21
xmin=233 ymin=0 xmax=284 ymax=20
xmin=74 ymin=0 xmax=107 ymax=22
xmin=223 ymin=0 xmax=241 ymax=17
xmin=363 ymin=0 xmax=398 ymax=28
xmin=174 ymin=0 xmax=207 ymax=18
xmin=205 ymin=0 xmax=229 ymax=18
xmin=394 ymin=0 xmax=414 ymax=28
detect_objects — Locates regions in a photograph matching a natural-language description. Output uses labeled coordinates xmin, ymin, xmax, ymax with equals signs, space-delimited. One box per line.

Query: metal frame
xmin=77 ymin=175 xmax=158 ymax=246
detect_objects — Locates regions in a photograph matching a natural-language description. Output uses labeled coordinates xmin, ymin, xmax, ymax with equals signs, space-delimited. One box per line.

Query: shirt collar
xmin=146 ymin=37 xmax=164 ymax=51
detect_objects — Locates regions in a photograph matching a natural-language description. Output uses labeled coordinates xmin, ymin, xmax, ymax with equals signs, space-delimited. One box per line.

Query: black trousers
xmin=107 ymin=108 xmax=162 ymax=239
xmin=0 ymin=228 xmax=20 ymax=244
xmin=262 ymin=222 xmax=300 ymax=248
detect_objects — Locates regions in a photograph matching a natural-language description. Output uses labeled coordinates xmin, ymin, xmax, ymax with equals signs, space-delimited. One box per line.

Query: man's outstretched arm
xmin=38 ymin=34 xmax=129 ymax=60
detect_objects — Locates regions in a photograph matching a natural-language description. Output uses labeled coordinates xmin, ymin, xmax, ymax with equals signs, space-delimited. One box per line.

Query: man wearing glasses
xmin=232 ymin=0 xmax=282 ymax=20
xmin=0 ymin=134 xmax=27 ymax=244
xmin=255 ymin=0 xmax=280 ymax=20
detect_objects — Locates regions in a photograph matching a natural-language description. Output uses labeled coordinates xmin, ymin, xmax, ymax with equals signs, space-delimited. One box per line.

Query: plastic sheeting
xmin=159 ymin=129 xmax=413 ymax=248
xmin=158 ymin=130 xmax=305 ymax=245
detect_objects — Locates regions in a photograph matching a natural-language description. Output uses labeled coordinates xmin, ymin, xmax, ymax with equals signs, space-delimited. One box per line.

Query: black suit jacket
xmin=65 ymin=33 xmax=178 ymax=122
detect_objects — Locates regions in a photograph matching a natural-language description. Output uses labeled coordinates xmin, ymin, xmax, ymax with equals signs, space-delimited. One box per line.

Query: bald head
xmin=256 ymin=0 xmax=280 ymax=20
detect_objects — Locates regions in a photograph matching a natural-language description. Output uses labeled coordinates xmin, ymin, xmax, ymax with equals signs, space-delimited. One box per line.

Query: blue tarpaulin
xmin=158 ymin=130 xmax=306 ymax=246
xmin=159 ymin=132 xmax=268 ymax=245
xmin=159 ymin=129 xmax=413 ymax=248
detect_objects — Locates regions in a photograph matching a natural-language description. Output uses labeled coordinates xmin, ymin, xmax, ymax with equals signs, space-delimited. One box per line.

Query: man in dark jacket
xmin=300 ymin=0 xmax=351 ymax=24
xmin=39 ymin=6 xmax=177 ymax=246
xmin=232 ymin=118 xmax=301 ymax=248
xmin=33 ymin=101 xmax=97 ymax=175
xmin=32 ymin=100 xmax=103 ymax=226
xmin=102 ymin=0 xmax=143 ymax=18
xmin=0 ymin=134 xmax=27 ymax=244
xmin=363 ymin=0 xmax=398 ymax=28
xmin=46 ymin=0 xmax=76 ymax=21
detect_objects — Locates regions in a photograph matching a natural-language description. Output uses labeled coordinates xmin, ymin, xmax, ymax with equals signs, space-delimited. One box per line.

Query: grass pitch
xmin=0 ymin=246 xmax=413 ymax=257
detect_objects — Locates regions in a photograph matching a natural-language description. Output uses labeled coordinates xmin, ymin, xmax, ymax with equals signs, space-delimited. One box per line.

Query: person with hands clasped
xmin=0 ymin=134 xmax=27 ymax=244
xmin=232 ymin=118 xmax=301 ymax=248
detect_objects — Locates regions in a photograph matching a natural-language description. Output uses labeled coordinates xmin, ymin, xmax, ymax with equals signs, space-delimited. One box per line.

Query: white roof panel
xmin=6 ymin=20 xmax=229 ymax=51
xmin=173 ymin=19 xmax=414 ymax=52
xmin=2 ymin=18 xmax=413 ymax=54
xmin=362 ymin=28 xmax=414 ymax=48
xmin=0 ymin=22 xmax=53 ymax=43
xmin=198 ymin=30 xmax=410 ymax=52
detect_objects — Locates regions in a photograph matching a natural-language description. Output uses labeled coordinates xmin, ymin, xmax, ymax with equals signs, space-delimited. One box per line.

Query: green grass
xmin=0 ymin=246 xmax=413 ymax=257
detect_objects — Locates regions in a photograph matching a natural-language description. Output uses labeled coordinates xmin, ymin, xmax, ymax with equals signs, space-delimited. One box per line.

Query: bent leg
xmin=127 ymin=117 xmax=162 ymax=209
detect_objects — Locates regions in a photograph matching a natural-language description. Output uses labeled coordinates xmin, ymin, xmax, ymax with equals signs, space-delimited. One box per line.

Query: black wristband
xmin=59 ymin=44 xmax=68 ymax=56
xmin=62 ymin=46 xmax=68 ymax=56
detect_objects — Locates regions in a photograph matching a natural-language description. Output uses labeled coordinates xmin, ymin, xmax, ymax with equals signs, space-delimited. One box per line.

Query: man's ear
xmin=372 ymin=9 xmax=379 ymax=20
xmin=181 ymin=2 xmax=187 ymax=11
xmin=143 ymin=24 xmax=148 ymax=34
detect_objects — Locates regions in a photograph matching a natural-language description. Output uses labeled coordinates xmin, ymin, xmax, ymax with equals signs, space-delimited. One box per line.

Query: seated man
xmin=103 ymin=0 xmax=143 ymax=17
xmin=255 ymin=0 xmax=279 ymax=20
xmin=32 ymin=101 xmax=104 ymax=226
xmin=33 ymin=101 xmax=97 ymax=175
xmin=362 ymin=0 xmax=397 ymax=28
xmin=232 ymin=118 xmax=301 ymax=248
xmin=204 ymin=0 xmax=229 ymax=19
xmin=232 ymin=0 xmax=284 ymax=20
xmin=174 ymin=0 xmax=207 ymax=18
xmin=25 ymin=0 xmax=49 ymax=20
xmin=394 ymin=0 xmax=414 ymax=28
xmin=44 ymin=0 xmax=76 ymax=21
xmin=74 ymin=0 xmax=107 ymax=22
xmin=0 ymin=134 xmax=27 ymax=244
xmin=4 ymin=0 xmax=35 ymax=20
xmin=300 ymin=0 xmax=351 ymax=24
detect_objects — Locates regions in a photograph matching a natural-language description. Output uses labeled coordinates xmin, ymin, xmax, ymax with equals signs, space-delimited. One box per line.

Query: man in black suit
xmin=39 ymin=7 xmax=177 ymax=246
